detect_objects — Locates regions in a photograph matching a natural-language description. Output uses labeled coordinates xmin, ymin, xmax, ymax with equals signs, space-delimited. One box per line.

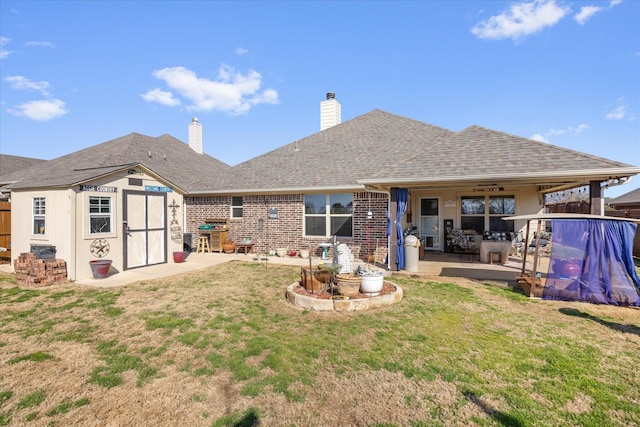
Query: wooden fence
xmin=0 ymin=201 xmax=10 ymax=264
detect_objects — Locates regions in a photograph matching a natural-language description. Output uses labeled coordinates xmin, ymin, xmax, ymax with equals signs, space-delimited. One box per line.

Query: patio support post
xmin=389 ymin=188 xmax=398 ymax=271
xmin=589 ymin=181 xmax=603 ymax=215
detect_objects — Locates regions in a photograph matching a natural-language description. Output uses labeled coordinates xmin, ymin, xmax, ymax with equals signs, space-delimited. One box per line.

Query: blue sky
xmin=1 ymin=0 xmax=638 ymax=198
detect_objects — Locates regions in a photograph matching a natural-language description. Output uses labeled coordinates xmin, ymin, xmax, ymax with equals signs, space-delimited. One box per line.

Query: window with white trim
xmin=89 ymin=196 xmax=113 ymax=234
xmin=304 ymin=193 xmax=353 ymax=237
xmin=231 ymin=196 xmax=243 ymax=218
xmin=460 ymin=194 xmax=514 ymax=234
xmin=33 ymin=197 xmax=45 ymax=235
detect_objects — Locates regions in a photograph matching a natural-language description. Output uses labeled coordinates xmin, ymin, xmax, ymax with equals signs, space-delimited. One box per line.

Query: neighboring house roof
xmin=0 ymin=154 xmax=47 ymax=183
xmin=609 ymin=187 xmax=640 ymax=207
xmin=190 ymin=109 xmax=640 ymax=194
xmin=5 ymin=133 xmax=230 ymax=192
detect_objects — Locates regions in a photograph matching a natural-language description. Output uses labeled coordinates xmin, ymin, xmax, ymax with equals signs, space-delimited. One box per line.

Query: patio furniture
xmin=447 ymin=228 xmax=479 ymax=260
xmin=235 ymin=243 xmax=254 ymax=255
xmin=488 ymin=251 xmax=502 ymax=264
xmin=196 ymin=235 xmax=210 ymax=253
xmin=479 ymin=240 xmax=511 ymax=264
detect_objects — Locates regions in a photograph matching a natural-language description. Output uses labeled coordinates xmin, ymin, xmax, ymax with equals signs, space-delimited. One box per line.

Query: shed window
xmin=89 ymin=196 xmax=112 ymax=234
xmin=231 ymin=196 xmax=243 ymax=218
xmin=33 ymin=197 xmax=45 ymax=235
xmin=304 ymin=193 xmax=353 ymax=237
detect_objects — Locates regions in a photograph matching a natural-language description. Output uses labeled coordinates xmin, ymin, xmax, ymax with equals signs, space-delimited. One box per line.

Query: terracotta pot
xmin=222 ymin=241 xmax=235 ymax=253
xmin=336 ymin=274 xmax=361 ymax=297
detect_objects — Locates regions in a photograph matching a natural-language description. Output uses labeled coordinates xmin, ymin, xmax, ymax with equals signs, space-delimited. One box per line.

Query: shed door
xmin=123 ymin=190 xmax=167 ymax=270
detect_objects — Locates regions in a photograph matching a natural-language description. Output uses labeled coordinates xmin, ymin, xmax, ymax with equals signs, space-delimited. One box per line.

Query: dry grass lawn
xmin=1 ymin=261 xmax=639 ymax=426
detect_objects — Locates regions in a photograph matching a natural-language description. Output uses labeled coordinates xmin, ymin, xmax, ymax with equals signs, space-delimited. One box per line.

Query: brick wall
xmin=185 ymin=191 xmax=390 ymax=260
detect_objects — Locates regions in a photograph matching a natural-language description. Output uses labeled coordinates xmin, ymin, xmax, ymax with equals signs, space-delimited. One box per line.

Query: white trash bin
xmin=404 ymin=235 xmax=421 ymax=272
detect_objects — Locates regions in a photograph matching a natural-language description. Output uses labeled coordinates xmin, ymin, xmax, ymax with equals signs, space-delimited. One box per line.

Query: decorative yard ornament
xmin=90 ymin=239 xmax=110 ymax=258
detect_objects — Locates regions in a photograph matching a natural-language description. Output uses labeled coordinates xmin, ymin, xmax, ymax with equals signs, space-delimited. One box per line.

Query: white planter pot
xmin=359 ymin=274 xmax=384 ymax=296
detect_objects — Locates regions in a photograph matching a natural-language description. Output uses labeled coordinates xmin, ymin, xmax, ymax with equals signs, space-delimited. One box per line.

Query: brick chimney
xmin=188 ymin=117 xmax=203 ymax=154
xmin=320 ymin=92 xmax=341 ymax=131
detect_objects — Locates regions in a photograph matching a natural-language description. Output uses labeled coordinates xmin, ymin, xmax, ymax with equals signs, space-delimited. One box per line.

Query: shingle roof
xmin=190 ymin=110 xmax=454 ymax=192
xmin=5 ymin=133 xmax=229 ymax=191
xmin=0 ymin=155 xmax=47 ymax=183
xmin=190 ymin=109 xmax=640 ymax=193
xmin=609 ymin=187 xmax=640 ymax=206
xmin=4 ymin=110 xmax=639 ymax=195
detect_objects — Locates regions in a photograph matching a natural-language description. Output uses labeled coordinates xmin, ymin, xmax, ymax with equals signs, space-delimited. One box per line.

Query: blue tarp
xmin=544 ymin=219 xmax=640 ymax=306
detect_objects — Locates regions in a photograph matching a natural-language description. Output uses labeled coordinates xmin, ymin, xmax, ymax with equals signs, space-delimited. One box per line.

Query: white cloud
xmin=532 ymin=123 xmax=590 ymax=142
xmin=0 ymin=36 xmax=12 ymax=59
xmin=235 ymin=47 xmax=248 ymax=55
xmin=5 ymin=75 xmax=51 ymax=96
xmin=606 ymin=105 xmax=626 ymax=120
xmin=574 ymin=6 xmax=603 ymax=25
xmin=531 ymin=133 xmax=549 ymax=142
xmin=140 ymin=88 xmax=181 ymax=106
xmin=8 ymin=99 xmax=68 ymax=121
xmin=471 ymin=0 xmax=570 ymax=41
xmin=144 ymin=65 xmax=279 ymax=114
xmin=575 ymin=1 xmax=622 ymax=25
xmin=25 ymin=40 xmax=56 ymax=48
xmin=569 ymin=124 xmax=589 ymax=133
xmin=605 ymin=97 xmax=636 ymax=121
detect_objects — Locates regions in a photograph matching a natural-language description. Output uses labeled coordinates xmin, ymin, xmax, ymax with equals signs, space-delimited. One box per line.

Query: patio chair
xmin=510 ymin=232 xmax=525 ymax=256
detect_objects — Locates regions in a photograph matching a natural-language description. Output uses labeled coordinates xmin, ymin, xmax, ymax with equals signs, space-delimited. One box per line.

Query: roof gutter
xmin=357 ymin=168 xmax=640 ymax=186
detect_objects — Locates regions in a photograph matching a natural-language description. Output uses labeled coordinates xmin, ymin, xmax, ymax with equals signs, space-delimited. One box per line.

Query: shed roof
xmin=4 ymin=133 xmax=230 ymax=191
xmin=0 ymin=154 xmax=46 ymax=183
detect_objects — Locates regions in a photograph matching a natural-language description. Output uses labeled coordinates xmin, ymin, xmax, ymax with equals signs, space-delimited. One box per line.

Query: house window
xmin=489 ymin=196 xmax=515 ymax=232
xmin=304 ymin=193 xmax=353 ymax=237
xmin=89 ymin=196 xmax=112 ymax=234
xmin=231 ymin=196 xmax=243 ymax=218
xmin=460 ymin=195 xmax=515 ymax=234
xmin=33 ymin=197 xmax=45 ymax=235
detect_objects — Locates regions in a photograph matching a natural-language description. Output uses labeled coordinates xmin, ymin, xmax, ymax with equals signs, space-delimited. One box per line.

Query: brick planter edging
xmin=285 ymin=281 xmax=403 ymax=312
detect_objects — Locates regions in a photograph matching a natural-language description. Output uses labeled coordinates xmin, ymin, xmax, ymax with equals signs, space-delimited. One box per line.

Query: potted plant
xmin=358 ymin=265 xmax=384 ymax=296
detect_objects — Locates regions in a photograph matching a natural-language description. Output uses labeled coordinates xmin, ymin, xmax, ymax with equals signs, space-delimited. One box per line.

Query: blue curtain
xmin=544 ymin=219 xmax=640 ymax=306
xmin=396 ymin=189 xmax=408 ymax=270
xmin=385 ymin=188 xmax=408 ymax=270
